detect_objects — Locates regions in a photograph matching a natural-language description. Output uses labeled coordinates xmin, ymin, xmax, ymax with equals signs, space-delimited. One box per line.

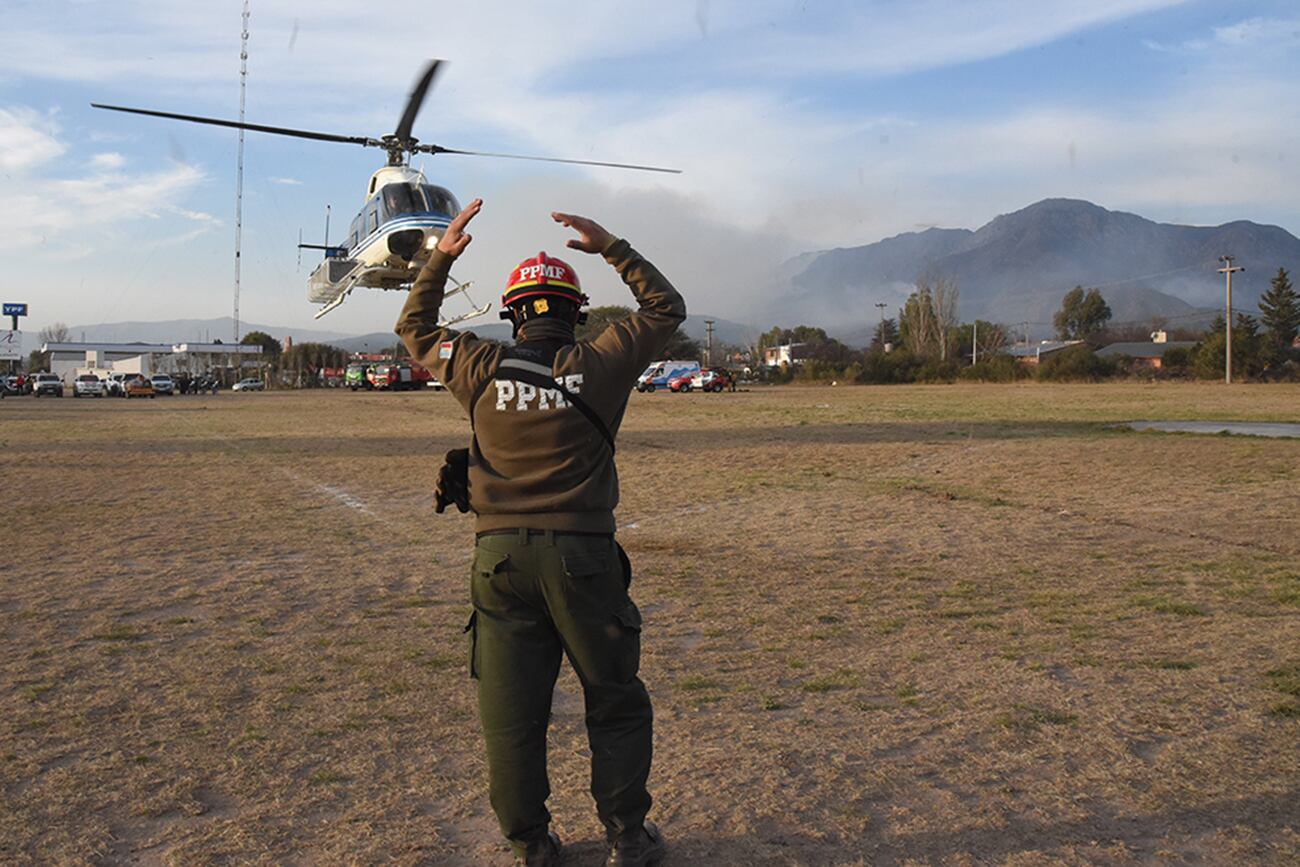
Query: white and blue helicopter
xmin=92 ymin=61 xmax=678 ymax=321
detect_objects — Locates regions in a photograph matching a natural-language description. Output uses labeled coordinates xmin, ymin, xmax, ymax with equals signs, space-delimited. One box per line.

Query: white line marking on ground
xmin=280 ymin=470 xmax=379 ymax=518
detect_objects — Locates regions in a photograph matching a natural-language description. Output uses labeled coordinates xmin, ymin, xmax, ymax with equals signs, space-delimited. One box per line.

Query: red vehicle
xmin=692 ymin=368 xmax=734 ymax=392
xmin=367 ymin=361 xmax=436 ymax=391
xmin=669 ymin=368 xmax=733 ymax=393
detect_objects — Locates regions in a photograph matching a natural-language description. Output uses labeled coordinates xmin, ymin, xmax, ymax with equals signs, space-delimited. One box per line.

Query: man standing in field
xmin=395 ymin=198 xmax=685 ymax=866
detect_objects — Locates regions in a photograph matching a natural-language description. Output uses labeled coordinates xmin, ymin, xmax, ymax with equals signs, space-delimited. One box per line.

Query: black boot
xmin=606 ymin=821 xmax=665 ymax=866
xmin=515 ymin=831 xmax=563 ymax=866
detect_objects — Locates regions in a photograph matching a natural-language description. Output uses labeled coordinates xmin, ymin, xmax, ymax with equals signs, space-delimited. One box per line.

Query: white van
xmin=636 ymin=360 xmax=701 ymax=392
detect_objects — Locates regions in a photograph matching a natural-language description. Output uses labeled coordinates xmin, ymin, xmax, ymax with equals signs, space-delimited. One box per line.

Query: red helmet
xmin=502 ymin=251 xmax=588 ymax=312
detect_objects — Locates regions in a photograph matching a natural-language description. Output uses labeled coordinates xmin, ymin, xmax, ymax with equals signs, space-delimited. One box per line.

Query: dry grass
xmin=2 ymin=382 xmax=1298 ymax=866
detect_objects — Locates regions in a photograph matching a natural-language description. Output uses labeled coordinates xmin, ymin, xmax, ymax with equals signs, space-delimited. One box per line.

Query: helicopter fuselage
xmin=307 ymin=166 xmax=461 ymax=306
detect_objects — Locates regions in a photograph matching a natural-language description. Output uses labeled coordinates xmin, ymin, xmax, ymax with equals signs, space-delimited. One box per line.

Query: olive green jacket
xmin=395 ymin=238 xmax=686 ymax=532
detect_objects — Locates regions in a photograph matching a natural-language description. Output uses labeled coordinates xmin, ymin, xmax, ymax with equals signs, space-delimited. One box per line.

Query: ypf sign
xmin=4 ymin=302 xmax=27 ymax=331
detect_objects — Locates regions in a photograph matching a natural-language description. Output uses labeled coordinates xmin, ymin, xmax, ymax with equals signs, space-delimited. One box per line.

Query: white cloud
xmin=91 ymin=152 xmax=125 ymax=169
xmin=0 ymin=109 xmax=213 ymax=255
xmin=1213 ymin=16 xmax=1300 ymax=46
xmin=716 ymin=0 xmax=1193 ymax=76
xmin=269 ymin=176 xmax=302 ymax=185
xmin=1144 ymin=15 xmax=1300 ymax=53
xmin=0 ymin=106 xmax=64 ymax=170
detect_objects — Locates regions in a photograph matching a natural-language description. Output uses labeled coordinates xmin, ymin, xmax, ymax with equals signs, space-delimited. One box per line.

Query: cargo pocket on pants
xmin=464 ymin=610 xmax=480 ymax=680
xmin=616 ymin=542 xmax=633 ymax=589
xmin=611 ymin=600 xmax=643 ymax=681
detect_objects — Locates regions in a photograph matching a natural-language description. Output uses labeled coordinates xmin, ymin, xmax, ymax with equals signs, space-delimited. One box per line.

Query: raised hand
xmin=551 ymin=211 xmax=614 ymax=255
xmin=437 ymin=198 xmax=483 ymax=257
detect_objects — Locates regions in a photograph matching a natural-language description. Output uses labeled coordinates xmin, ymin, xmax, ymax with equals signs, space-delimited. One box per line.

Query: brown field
xmin=2 ymin=383 xmax=1298 ymax=866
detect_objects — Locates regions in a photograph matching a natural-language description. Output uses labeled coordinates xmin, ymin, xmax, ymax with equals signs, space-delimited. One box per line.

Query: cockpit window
xmin=383 ymin=184 xmax=424 ymax=217
xmin=420 ymin=185 xmax=460 ymax=218
xmin=379 ymin=183 xmax=460 ymax=219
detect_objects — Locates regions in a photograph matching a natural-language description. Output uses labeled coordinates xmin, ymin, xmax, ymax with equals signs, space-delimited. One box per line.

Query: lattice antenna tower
xmin=234 ymin=0 xmax=251 ymax=346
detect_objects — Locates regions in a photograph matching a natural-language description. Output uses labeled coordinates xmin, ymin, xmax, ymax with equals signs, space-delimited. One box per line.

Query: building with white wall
xmin=41 ymin=342 xmax=263 ymax=380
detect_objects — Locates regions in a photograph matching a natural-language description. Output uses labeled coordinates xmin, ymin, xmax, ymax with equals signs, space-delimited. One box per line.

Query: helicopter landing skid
xmin=313 ymin=268 xmax=492 ymax=328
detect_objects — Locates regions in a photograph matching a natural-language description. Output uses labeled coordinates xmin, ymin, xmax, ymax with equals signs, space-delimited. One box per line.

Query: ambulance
xmin=636 ymin=360 xmax=701 ymax=393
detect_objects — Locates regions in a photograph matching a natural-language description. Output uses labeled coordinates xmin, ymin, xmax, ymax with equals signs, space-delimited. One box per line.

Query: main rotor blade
xmin=416 ymin=143 xmax=681 ymax=174
xmin=90 ymin=103 xmax=381 ymax=148
xmin=394 ymin=60 xmax=442 ymax=145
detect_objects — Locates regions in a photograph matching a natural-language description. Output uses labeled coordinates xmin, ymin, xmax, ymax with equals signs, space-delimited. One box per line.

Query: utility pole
xmin=704 ymin=319 xmax=715 ymax=368
xmin=972 ymin=320 xmax=978 ymax=365
xmin=1217 ymin=255 xmax=1243 ymax=384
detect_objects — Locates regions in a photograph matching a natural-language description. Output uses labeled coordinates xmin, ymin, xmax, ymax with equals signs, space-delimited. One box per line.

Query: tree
xmin=929 ymin=277 xmax=960 ymax=361
xmin=282 ymin=342 xmax=346 ymax=372
xmin=662 ymin=330 xmax=701 ymax=360
xmin=870 ymin=318 xmax=899 ymax=350
xmin=755 ymin=325 xmax=851 ymax=366
xmin=899 ymin=276 xmax=958 ymax=359
xmin=1259 ymin=268 xmax=1299 ymax=353
xmin=1053 ymin=286 xmax=1112 ymax=341
xmin=38 ymin=322 xmax=70 ymax=344
xmin=899 ymin=287 xmax=936 ymax=357
xmin=26 ymin=323 xmax=70 ymax=371
xmin=240 ymin=330 xmax=282 ymax=356
xmin=576 ymin=305 xmax=635 ymax=341
xmin=953 ymin=320 xmax=1008 ymax=362
xmin=1192 ymin=314 xmax=1267 ymax=380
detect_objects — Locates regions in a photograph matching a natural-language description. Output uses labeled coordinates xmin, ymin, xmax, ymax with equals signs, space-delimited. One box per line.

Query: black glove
xmin=435 ymin=448 xmax=471 ymax=514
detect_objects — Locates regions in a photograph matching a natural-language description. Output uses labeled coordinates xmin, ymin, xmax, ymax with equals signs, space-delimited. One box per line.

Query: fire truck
xmin=367 ymin=361 xmax=440 ymax=391
xmin=345 ymin=353 xmax=442 ymax=392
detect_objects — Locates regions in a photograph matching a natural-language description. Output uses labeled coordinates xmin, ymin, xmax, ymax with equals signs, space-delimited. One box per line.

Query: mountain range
xmin=33 ymin=199 xmax=1300 ymax=353
xmin=43 ymin=314 xmax=754 ymax=356
xmin=777 ymin=198 xmax=1300 ymax=338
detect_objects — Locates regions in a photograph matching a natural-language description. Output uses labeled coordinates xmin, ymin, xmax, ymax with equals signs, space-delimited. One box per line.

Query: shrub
xmin=1157 ymin=345 xmax=1196 ymax=378
xmin=915 ymin=358 xmax=960 ymax=383
xmin=1036 ymin=345 xmax=1118 ymax=382
xmin=855 ymin=349 xmax=922 ymax=384
xmin=960 ymin=354 xmax=1027 ymax=382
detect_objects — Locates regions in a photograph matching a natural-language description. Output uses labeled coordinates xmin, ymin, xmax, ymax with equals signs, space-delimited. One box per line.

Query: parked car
xmin=73 ymin=374 xmax=105 ymax=398
xmin=231 ymin=378 xmax=265 ymax=392
xmin=2 ymin=374 xmax=22 ymax=395
xmin=150 ymin=374 xmax=175 ymax=396
xmin=123 ymin=375 xmax=155 ymax=399
xmin=667 ymin=373 xmax=694 ymax=392
xmin=105 ymin=372 xmax=132 ymax=397
xmin=691 ymin=368 xmax=734 ymax=392
xmin=32 ymin=373 xmax=64 ymax=397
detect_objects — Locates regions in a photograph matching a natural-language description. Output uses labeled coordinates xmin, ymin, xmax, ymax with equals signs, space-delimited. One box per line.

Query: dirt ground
xmin=2 ymin=383 xmax=1297 ymax=866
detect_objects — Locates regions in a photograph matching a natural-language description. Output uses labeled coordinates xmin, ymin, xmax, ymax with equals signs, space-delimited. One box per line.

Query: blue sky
xmin=2 ymin=0 xmax=1298 ymax=338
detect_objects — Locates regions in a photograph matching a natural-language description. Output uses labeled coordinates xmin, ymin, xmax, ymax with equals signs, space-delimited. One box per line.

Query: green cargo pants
xmin=466 ymin=529 xmax=653 ymax=856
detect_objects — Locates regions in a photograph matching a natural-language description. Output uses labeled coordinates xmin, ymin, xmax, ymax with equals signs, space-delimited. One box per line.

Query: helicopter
xmin=91 ymin=61 xmax=679 ymax=321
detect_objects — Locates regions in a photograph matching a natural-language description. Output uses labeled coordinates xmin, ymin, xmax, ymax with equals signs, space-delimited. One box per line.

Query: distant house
xmin=763 ymin=342 xmax=810 ymax=367
xmin=1097 ymin=332 xmax=1197 ymax=369
xmin=1007 ymin=340 xmax=1083 ymax=365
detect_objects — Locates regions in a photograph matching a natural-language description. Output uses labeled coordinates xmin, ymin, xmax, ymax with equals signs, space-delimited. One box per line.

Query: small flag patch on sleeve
xmin=439 ymin=341 xmax=454 ymax=360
